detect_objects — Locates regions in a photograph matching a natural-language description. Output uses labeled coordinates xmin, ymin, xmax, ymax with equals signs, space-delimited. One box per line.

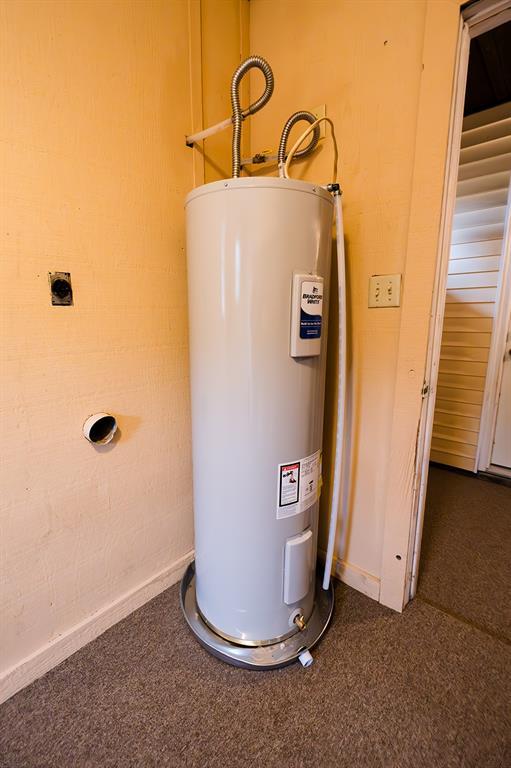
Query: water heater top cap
xmin=185 ymin=176 xmax=334 ymax=207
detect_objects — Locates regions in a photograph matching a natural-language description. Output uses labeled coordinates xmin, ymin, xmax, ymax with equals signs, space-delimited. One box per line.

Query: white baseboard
xmin=0 ymin=549 xmax=194 ymax=705
xmin=321 ymin=552 xmax=381 ymax=601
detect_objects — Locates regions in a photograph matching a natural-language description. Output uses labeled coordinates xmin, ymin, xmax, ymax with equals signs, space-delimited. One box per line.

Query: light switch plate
xmin=368 ymin=273 xmax=401 ymax=308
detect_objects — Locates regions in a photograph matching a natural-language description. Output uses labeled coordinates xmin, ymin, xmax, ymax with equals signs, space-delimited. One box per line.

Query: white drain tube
xmin=297 ymin=188 xmax=346 ymax=665
xmin=322 ymin=188 xmax=346 ymax=590
xmin=281 ymin=119 xmax=346 ymax=592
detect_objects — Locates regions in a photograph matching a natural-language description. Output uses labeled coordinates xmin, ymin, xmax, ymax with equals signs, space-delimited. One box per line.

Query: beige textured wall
xmin=201 ymin=0 xmax=250 ymax=181
xmin=0 ymin=0 xmax=194 ymax=686
xmin=250 ymin=0 xmax=460 ymax=592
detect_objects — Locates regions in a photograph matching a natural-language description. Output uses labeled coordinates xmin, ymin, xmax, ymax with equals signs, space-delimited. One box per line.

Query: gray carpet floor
xmin=1 ymin=468 xmax=510 ymax=767
xmin=419 ymin=465 xmax=511 ymax=642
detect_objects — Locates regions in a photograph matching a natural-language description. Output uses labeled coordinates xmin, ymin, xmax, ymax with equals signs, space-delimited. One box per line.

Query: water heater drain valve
xmin=294 ymin=614 xmax=307 ymax=631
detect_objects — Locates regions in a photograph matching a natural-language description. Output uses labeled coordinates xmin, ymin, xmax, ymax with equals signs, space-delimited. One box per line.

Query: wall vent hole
xmin=49 ymin=271 xmax=73 ymax=305
xmin=89 ymin=416 xmax=117 ymax=444
xmin=52 ymin=279 xmax=71 ymax=298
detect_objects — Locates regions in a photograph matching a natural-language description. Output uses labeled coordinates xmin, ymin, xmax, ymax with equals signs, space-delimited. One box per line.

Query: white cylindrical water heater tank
xmin=186 ymin=177 xmax=333 ymax=646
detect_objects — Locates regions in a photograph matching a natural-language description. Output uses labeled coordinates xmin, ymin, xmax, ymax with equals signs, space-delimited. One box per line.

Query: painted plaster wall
xmin=201 ymin=0 xmax=250 ymax=182
xmin=0 ymin=0 xmax=195 ymax=693
xmin=249 ymin=0 xmax=460 ymax=595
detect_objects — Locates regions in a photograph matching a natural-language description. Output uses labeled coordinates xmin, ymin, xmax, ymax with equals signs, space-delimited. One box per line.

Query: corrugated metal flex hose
xmin=283 ymin=116 xmax=338 ymax=181
xmin=231 ymin=56 xmax=274 ymax=178
xmin=278 ymin=111 xmax=320 ymax=177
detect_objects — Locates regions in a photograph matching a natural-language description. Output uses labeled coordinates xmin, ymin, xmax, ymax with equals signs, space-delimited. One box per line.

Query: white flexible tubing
xmin=282 ymin=117 xmax=338 ymax=180
xmin=282 ymin=115 xmax=345 ymax=590
xmin=186 ymin=116 xmax=232 ymax=146
xmin=322 ymin=191 xmax=347 ymax=590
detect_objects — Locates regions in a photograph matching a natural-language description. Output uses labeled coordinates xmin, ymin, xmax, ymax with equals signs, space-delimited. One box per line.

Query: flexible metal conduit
xmin=278 ymin=111 xmax=320 ymax=176
xmin=231 ymin=56 xmax=274 ymax=178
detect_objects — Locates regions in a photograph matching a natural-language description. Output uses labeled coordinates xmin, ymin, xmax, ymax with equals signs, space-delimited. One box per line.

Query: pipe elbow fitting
xmin=294 ymin=614 xmax=307 ymax=631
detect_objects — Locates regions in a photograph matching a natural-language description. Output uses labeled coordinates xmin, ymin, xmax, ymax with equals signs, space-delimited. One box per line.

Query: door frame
xmin=407 ymin=0 xmax=511 ymax=601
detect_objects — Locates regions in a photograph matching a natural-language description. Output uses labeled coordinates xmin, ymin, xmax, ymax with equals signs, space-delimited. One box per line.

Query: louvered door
xmin=431 ymin=103 xmax=511 ymax=471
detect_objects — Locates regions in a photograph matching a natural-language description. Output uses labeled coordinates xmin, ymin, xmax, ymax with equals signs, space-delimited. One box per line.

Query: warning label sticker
xmin=277 ymin=450 xmax=321 ymax=519
xmin=279 ymin=462 xmax=300 ymax=508
xmin=300 ymin=451 xmax=321 ymax=513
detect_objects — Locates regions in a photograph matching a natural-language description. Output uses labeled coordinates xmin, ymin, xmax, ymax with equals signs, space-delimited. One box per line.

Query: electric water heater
xmin=185 ymin=177 xmax=333 ymax=651
xmin=181 ymin=53 xmax=345 ymax=670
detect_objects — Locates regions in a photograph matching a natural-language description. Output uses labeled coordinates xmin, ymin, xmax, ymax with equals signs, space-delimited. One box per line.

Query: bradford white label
xmin=300 ymin=281 xmax=323 ymax=340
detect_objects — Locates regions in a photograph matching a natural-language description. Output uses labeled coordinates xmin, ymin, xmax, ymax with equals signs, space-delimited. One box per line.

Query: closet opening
xmin=409 ymin=3 xmax=511 ymax=640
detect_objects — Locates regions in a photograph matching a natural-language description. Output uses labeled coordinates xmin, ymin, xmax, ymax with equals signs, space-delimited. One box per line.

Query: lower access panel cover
xmin=284 ymin=528 xmax=313 ymax=605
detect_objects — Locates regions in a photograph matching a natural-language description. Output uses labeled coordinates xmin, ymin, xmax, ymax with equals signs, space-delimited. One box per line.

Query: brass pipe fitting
xmin=294 ymin=614 xmax=307 ymax=631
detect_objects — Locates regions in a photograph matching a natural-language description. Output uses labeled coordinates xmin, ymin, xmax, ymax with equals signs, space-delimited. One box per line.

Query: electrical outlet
xmin=308 ymin=104 xmax=326 ymax=139
xmin=368 ymin=274 xmax=401 ymax=308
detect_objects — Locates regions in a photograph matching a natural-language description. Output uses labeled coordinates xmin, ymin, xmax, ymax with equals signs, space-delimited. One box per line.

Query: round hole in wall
xmin=89 ymin=416 xmax=116 ymax=443
xmin=83 ymin=413 xmax=117 ymax=445
xmin=52 ymin=278 xmax=71 ymax=299
xmin=395 ymin=554 xmax=402 ymax=561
